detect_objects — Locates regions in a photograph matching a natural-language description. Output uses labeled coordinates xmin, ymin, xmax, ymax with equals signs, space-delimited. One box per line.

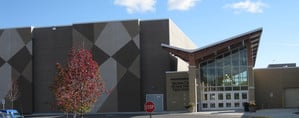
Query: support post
xmin=248 ymin=67 xmax=255 ymax=102
xmin=188 ymin=66 xmax=198 ymax=112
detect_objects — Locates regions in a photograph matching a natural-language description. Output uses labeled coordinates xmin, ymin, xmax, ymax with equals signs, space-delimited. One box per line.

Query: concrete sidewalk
xmin=189 ymin=108 xmax=299 ymax=118
xmin=242 ymin=108 xmax=299 ymax=118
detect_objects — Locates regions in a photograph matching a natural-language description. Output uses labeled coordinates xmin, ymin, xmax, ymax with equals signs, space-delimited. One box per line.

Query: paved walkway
xmin=25 ymin=108 xmax=299 ymax=118
xmin=242 ymin=108 xmax=299 ymax=118
xmin=195 ymin=108 xmax=299 ymax=118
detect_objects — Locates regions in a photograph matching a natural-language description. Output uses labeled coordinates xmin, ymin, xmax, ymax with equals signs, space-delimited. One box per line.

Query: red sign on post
xmin=144 ymin=101 xmax=155 ymax=112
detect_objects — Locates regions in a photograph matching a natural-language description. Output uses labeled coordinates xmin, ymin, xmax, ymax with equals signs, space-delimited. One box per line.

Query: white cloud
xmin=114 ymin=0 xmax=156 ymax=14
xmin=225 ymin=0 xmax=268 ymax=14
xmin=168 ymin=0 xmax=198 ymax=11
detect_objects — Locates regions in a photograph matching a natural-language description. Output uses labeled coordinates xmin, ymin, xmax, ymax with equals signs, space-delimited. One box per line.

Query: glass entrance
xmin=199 ymin=47 xmax=249 ymax=110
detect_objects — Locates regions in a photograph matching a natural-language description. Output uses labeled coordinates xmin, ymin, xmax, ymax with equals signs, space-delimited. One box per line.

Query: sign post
xmin=144 ymin=101 xmax=155 ymax=118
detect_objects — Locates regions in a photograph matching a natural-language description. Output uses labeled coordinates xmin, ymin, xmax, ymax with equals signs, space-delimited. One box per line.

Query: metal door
xmin=285 ymin=88 xmax=299 ymax=108
xmin=146 ymin=94 xmax=164 ymax=112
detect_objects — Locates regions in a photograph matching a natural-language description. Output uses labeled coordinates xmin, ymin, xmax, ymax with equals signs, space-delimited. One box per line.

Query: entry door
xmin=146 ymin=94 xmax=164 ymax=112
xmin=285 ymin=88 xmax=299 ymax=108
xmin=201 ymin=90 xmax=248 ymax=110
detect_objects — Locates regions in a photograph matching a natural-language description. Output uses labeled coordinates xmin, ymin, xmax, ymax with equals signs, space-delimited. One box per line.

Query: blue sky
xmin=1 ymin=0 xmax=299 ymax=68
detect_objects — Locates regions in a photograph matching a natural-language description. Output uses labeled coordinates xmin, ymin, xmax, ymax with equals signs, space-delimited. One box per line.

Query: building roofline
xmin=162 ymin=27 xmax=263 ymax=53
xmin=192 ymin=27 xmax=263 ymax=52
xmin=254 ymin=67 xmax=299 ymax=70
xmin=162 ymin=28 xmax=263 ymax=67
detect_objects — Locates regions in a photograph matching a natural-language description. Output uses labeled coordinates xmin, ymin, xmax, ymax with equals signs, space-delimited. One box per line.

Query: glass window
xmin=242 ymin=93 xmax=247 ymax=99
xmin=235 ymin=103 xmax=240 ymax=107
xmin=225 ymin=87 xmax=232 ymax=91
xmin=226 ymin=93 xmax=231 ymax=100
xmin=210 ymin=103 xmax=216 ymax=108
xmin=233 ymin=86 xmax=240 ymax=91
xmin=199 ymin=47 xmax=249 ymax=91
xmin=207 ymin=61 xmax=215 ymax=86
xmin=226 ymin=103 xmax=231 ymax=107
xmin=223 ymin=53 xmax=232 ymax=86
xmin=239 ymin=71 xmax=248 ymax=85
xmin=203 ymin=103 xmax=208 ymax=108
xmin=201 ymin=62 xmax=208 ymax=85
xmin=234 ymin=93 xmax=240 ymax=100
xmin=216 ymin=58 xmax=223 ymax=86
xmin=240 ymin=48 xmax=247 ymax=66
xmin=231 ymin=51 xmax=239 ymax=86
xmin=204 ymin=94 xmax=208 ymax=100
xmin=210 ymin=87 xmax=216 ymax=91
xmin=219 ymin=103 xmax=224 ymax=108
xmin=204 ymin=87 xmax=208 ymax=92
xmin=210 ymin=93 xmax=215 ymax=100
xmin=241 ymin=86 xmax=248 ymax=90
xmin=218 ymin=87 xmax=224 ymax=91
xmin=218 ymin=93 xmax=223 ymax=100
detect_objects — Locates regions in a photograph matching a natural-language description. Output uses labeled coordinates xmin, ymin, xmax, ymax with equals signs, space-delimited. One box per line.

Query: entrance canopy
xmin=161 ymin=28 xmax=263 ymax=67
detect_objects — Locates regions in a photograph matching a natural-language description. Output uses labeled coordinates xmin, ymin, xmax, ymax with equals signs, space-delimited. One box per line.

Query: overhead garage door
xmin=285 ymin=88 xmax=299 ymax=108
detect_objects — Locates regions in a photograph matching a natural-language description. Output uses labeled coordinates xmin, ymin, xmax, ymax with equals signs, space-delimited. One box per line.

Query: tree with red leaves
xmin=6 ymin=79 xmax=19 ymax=109
xmin=51 ymin=49 xmax=105 ymax=117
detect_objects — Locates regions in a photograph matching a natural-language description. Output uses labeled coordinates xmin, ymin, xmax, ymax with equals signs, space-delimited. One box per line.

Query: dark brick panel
xmin=33 ymin=26 xmax=73 ymax=112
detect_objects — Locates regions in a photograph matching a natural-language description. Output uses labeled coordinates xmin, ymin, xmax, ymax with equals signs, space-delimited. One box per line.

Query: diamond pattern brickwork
xmin=72 ymin=28 xmax=94 ymax=49
xmin=94 ymin=22 xmax=131 ymax=56
xmin=122 ymin=20 xmax=139 ymax=38
xmin=73 ymin=20 xmax=140 ymax=112
xmin=0 ymin=57 xmax=4 ymax=67
xmin=94 ymin=22 xmax=107 ymax=41
xmin=17 ymin=28 xmax=32 ymax=44
xmin=0 ymin=20 xmax=140 ymax=113
xmin=8 ymin=47 xmax=31 ymax=73
xmin=73 ymin=23 xmax=94 ymax=43
xmin=112 ymin=41 xmax=139 ymax=68
xmin=0 ymin=27 xmax=32 ymax=113
xmin=92 ymin=45 xmax=110 ymax=66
